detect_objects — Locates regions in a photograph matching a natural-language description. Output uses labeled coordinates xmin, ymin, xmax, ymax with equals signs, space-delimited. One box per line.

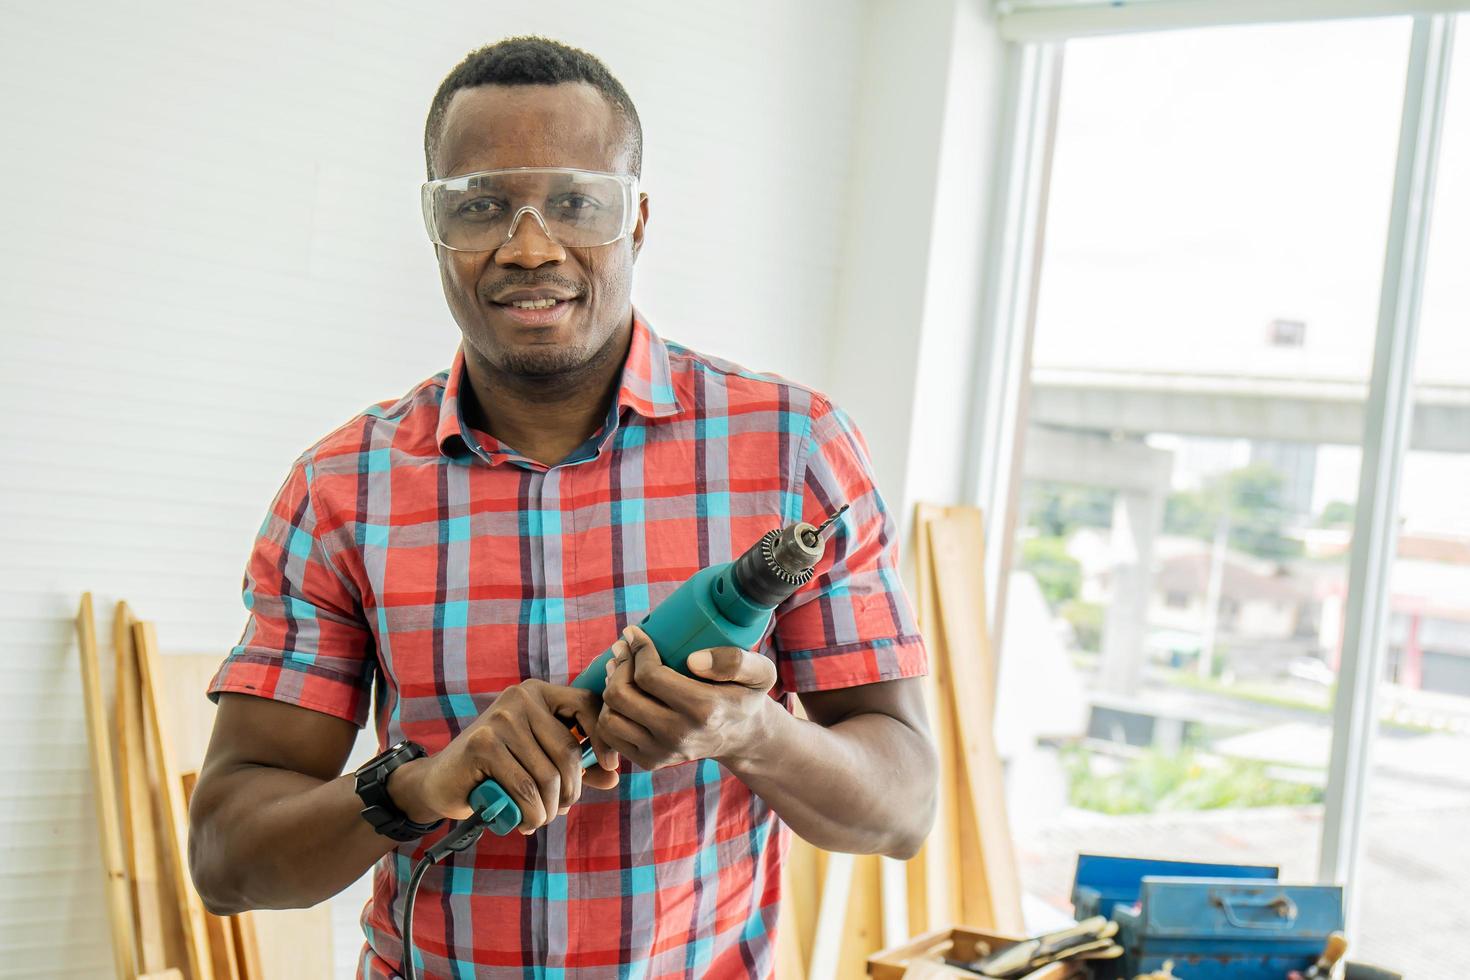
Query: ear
xmin=632 ymin=192 xmax=649 ymax=260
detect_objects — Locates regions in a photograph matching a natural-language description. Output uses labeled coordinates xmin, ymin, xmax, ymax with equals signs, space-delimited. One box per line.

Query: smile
xmin=495 ymin=297 xmax=577 ymax=326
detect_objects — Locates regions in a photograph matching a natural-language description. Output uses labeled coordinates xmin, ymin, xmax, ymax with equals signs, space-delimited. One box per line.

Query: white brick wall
xmin=0 ymin=2 xmax=871 ymax=975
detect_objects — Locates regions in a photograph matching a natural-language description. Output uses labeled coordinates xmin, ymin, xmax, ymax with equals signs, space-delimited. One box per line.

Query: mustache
xmin=481 ymin=271 xmax=584 ymax=300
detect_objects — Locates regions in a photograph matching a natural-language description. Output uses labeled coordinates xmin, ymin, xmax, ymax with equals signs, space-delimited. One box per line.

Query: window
xmin=1354 ymin=16 xmax=1470 ymax=971
xmin=993 ymin=14 xmax=1417 ymax=931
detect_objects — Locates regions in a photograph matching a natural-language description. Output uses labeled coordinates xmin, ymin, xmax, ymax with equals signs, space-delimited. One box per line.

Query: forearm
xmin=189 ymin=764 xmax=395 ymax=915
xmin=721 ymin=698 xmax=937 ymax=859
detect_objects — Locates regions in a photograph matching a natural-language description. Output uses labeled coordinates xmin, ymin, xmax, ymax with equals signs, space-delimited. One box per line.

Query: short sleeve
xmin=208 ymin=456 xmax=376 ymax=727
xmin=772 ymin=396 xmax=927 ymax=693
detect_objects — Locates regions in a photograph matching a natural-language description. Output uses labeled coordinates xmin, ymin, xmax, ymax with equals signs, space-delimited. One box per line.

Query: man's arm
xmin=190 ymin=684 xmax=619 ymax=915
xmin=188 ymin=695 xmax=392 ymax=914
xmin=598 ymin=628 xmax=937 ymax=859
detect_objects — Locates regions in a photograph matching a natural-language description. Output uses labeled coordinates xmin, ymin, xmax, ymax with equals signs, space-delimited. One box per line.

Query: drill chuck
xmin=728 ymin=505 xmax=850 ymax=607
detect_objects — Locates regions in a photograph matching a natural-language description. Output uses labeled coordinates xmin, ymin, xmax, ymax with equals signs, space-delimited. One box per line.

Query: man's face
xmin=431 ymin=83 xmax=647 ymax=378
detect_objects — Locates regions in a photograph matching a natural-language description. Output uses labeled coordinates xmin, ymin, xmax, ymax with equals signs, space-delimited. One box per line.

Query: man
xmin=190 ymin=36 xmax=936 ymax=979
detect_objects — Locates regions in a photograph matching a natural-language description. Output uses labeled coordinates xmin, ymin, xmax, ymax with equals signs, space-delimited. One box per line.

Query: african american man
xmin=189 ymin=36 xmax=936 ymax=980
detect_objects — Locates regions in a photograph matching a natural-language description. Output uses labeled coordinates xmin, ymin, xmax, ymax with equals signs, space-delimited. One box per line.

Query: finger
xmin=503 ymin=727 xmax=562 ymax=831
xmin=481 ymin=740 xmax=546 ymax=831
xmin=604 ymin=650 xmax=681 ymax=729
xmin=686 ymin=647 xmax=778 ymax=690
xmin=621 ymin=634 xmax=731 ymax=722
xmin=527 ymin=706 xmax=584 ymax=811
xmin=630 ymin=631 xmax=685 ymax=705
xmin=583 ymin=716 xmax=620 ymax=774
xmin=599 ymin=705 xmax=654 ymax=760
xmin=583 ymin=765 xmax=621 ymax=791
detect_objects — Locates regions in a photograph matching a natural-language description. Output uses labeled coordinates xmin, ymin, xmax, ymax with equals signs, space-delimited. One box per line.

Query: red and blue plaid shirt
xmin=209 ymin=315 xmax=926 ymax=979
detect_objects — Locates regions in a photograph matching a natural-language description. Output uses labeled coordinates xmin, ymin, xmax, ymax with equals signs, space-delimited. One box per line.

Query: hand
xmin=598 ymin=625 xmax=779 ymax=771
xmin=387 ymin=679 xmax=619 ymax=834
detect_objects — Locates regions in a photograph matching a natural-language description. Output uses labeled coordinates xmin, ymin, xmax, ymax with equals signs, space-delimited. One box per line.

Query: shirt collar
xmin=436 ymin=310 xmax=682 ymax=461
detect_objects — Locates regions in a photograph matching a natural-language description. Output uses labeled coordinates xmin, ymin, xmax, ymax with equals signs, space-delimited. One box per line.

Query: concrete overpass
xmin=1016 ymin=368 xmax=1470 ymax=699
xmin=1031 ymin=368 xmax=1470 ymax=453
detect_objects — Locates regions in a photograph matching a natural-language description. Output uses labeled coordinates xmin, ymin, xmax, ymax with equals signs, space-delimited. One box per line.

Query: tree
xmin=1319 ymin=500 xmax=1355 ymax=527
xmin=1020 ymin=536 xmax=1082 ymax=608
xmin=1024 ymin=482 xmax=1114 ymax=538
xmin=1162 ymin=464 xmax=1302 ymax=561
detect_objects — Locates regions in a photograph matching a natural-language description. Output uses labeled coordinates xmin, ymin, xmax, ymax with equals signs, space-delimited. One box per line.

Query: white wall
xmin=0 ymin=1 xmax=1007 ymax=976
xmin=829 ymin=0 xmax=1011 ymax=522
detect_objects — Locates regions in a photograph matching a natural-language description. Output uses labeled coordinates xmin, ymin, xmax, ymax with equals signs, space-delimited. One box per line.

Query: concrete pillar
xmin=1403 ymin=612 xmax=1424 ymax=690
xmin=1097 ymin=485 xmax=1164 ymax=697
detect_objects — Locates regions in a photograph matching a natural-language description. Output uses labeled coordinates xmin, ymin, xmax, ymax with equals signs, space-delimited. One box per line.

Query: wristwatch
xmin=354 ymin=740 xmax=444 ymax=842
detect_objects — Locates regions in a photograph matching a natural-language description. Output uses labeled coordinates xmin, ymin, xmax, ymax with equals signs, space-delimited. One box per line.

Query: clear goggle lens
xmin=421 ymin=168 xmax=638 ymax=251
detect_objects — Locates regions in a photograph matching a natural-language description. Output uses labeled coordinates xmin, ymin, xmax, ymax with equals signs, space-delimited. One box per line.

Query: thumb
xmin=687 ymin=647 xmax=777 ymax=691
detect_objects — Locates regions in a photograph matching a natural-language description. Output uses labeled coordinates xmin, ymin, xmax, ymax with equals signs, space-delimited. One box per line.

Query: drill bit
xmin=802 ymin=505 xmax=850 ymax=547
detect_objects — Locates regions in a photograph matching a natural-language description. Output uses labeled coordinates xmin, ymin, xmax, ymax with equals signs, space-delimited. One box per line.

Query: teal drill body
xmin=465 ymin=561 xmax=782 ymax=834
xmin=458 ymin=513 xmax=845 ymax=838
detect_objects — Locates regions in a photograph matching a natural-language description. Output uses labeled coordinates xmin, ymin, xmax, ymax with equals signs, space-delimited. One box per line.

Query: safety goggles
xmin=421 ymin=167 xmax=639 ymax=252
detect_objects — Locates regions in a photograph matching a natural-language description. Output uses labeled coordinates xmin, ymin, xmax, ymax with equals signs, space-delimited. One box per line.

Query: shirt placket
xmin=532 ymin=464 xmax=574 ymax=971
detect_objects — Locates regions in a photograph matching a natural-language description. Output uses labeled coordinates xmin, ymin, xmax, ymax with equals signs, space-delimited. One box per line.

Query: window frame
xmin=970 ymin=9 xmax=1458 ymax=930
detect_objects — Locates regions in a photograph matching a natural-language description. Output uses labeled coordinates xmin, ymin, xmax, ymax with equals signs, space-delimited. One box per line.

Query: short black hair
xmin=424 ymin=36 xmax=643 ymax=180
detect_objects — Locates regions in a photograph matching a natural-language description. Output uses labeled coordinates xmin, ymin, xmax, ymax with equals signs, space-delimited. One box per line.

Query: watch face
xmin=356 ymin=740 xmax=410 ymax=777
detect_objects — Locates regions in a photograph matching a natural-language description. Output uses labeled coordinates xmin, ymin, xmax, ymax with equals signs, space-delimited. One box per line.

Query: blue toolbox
xmin=1112 ymin=877 xmax=1344 ymax=979
xmin=1071 ymin=854 xmax=1279 ymax=920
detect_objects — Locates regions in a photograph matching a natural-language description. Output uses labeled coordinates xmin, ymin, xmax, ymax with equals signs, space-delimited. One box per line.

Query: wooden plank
xmin=806 ymin=851 xmax=853 ymax=980
xmin=251 ymin=906 xmax=334 ymax=980
xmin=230 ymin=911 xmax=265 ymax=980
xmin=833 ymin=854 xmax=885 ymax=980
xmin=155 ymin=653 xmax=334 ymax=980
xmin=157 ymin=653 xmax=225 ymax=770
xmin=75 ymin=592 xmax=138 ymax=980
xmin=182 ymin=771 xmax=240 ymax=980
xmin=906 ymin=504 xmax=962 ymax=935
xmin=925 ymin=507 xmax=1024 ymax=935
xmin=134 ymin=620 xmax=216 ymax=980
xmin=776 ymin=894 xmax=806 ymax=980
xmin=781 ymin=836 xmax=822 ymax=975
xmin=115 ymin=600 xmax=173 ymax=974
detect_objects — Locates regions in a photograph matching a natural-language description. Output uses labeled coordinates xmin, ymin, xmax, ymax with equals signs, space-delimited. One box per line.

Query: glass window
xmin=997 ymin=17 xmax=1414 ymax=921
xmin=1353 ymin=16 xmax=1470 ymax=977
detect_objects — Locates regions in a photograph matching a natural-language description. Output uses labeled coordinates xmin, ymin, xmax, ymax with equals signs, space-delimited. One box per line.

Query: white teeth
xmin=509 ymin=298 xmax=562 ymax=309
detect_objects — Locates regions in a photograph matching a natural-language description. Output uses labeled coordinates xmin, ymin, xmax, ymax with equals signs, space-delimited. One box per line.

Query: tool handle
xmin=1214 ymin=890 xmax=1298 ymax=929
xmin=463 ymin=561 xmax=775 ymax=836
xmin=1303 ymin=932 xmax=1349 ymax=978
xmin=463 ymin=724 xmax=599 ymax=835
xmin=460 ymin=642 xmax=619 ymax=833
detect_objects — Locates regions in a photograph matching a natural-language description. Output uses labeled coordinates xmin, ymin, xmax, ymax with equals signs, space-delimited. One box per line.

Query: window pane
xmin=998 ymin=17 xmax=1412 ymax=923
xmin=1354 ymin=16 xmax=1470 ymax=978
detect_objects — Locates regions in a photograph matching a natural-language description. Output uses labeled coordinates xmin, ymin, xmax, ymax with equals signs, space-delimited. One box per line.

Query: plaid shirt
xmin=209 ymin=315 xmax=926 ymax=979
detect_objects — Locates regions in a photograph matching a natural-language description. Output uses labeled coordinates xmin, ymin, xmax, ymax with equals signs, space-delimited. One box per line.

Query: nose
xmin=493 ymin=206 xmax=566 ymax=268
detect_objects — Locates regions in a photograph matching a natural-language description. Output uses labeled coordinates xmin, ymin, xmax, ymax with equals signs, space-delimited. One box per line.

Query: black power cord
xmin=399 ymin=738 xmax=596 ymax=978
xmin=400 ymin=814 xmax=488 ymax=980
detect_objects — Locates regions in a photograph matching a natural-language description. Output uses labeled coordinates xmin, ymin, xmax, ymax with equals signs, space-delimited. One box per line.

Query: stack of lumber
xmin=74 ymin=594 xmax=331 ymax=980
xmin=777 ymin=505 xmax=1024 ymax=978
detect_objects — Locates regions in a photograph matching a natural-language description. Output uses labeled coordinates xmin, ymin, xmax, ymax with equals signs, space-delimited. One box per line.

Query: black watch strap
xmin=354 ymin=740 xmax=443 ymax=842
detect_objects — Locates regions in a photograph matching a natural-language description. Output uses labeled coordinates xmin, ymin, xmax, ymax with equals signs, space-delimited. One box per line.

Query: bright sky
xmin=1031 ymin=15 xmax=1470 ymax=536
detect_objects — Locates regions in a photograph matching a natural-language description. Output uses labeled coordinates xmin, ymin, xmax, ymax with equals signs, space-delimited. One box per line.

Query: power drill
xmin=398 ymin=507 xmax=848 ymax=980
